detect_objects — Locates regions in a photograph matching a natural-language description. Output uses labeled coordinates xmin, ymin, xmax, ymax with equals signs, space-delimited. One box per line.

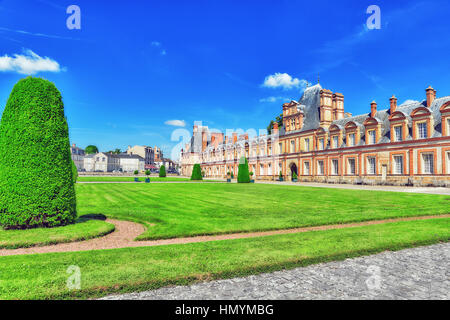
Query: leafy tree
xmin=237 ymin=157 xmax=250 ymax=183
xmin=0 ymin=77 xmax=77 ymax=229
xmin=134 ymin=170 xmax=139 ymax=175
xmin=190 ymin=164 xmax=203 ymax=180
xmin=159 ymin=165 xmax=166 ymax=177
xmin=85 ymin=145 xmax=99 ymax=154
xmin=292 ymin=172 xmax=298 ymax=180
xmin=267 ymin=113 xmax=283 ymax=134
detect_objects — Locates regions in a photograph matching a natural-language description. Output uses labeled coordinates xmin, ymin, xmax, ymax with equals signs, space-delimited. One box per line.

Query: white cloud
xmin=151 ymin=41 xmax=161 ymax=47
xmin=165 ymin=120 xmax=186 ymax=127
xmin=262 ymin=73 xmax=307 ymax=90
xmin=0 ymin=49 xmax=63 ymax=75
xmin=259 ymin=96 xmax=291 ymax=103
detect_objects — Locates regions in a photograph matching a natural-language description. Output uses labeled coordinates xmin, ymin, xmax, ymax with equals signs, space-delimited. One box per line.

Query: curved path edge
xmin=1 ymin=214 xmax=449 ymax=257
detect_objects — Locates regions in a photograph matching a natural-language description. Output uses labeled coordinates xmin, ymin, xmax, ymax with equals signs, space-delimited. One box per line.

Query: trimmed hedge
xmin=237 ymin=157 xmax=250 ymax=183
xmin=159 ymin=165 xmax=166 ymax=177
xmin=0 ymin=77 xmax=77 ymax=229
xmin=72 ymin=160 xmax=78 ymax=183
xmin=190 ymin=164 xmax=203 ymax=180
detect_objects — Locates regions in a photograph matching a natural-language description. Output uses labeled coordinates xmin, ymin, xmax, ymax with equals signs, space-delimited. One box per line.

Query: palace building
xmin=180 ymin=84 xmax=450 ymax=186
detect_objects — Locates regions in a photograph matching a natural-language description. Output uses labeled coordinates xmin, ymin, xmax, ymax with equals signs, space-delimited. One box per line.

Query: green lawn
xmin=77 ymin=176 xmax=224 ymax=182
xmin=77 ymin=176 xmax=193 ymax=182
xmin=76 ymin=183 xmax=450 ymax=240
xmin=0 ymin=215 xmax=114 ymax=249
xmin=0 ymin=218 xmax=448 ymax=299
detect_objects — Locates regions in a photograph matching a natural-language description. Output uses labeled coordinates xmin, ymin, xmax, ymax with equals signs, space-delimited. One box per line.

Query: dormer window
xmin=319 ymin=138 xmax=324 ymax=150
xmin=418 ymin=122 xmax=427 ymax=139
xmin=333 ymin=136 xmax=339 ymax=148
xmin=368 ymin=130 xmax=376 ymax=144
xmin=394 ymin=126 xmax=403 ymax=142
xmin=349 ymin=133 xmax=355 ymax=146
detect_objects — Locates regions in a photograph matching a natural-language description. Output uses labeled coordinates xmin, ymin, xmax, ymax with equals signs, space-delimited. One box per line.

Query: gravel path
xmin=102 ymin=242 xmax=450 ymax=300
xmin=1 ymin=214 xmax=448 ymax=256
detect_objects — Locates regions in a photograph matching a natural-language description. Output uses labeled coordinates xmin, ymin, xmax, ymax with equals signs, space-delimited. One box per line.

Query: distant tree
xmin=267 ymin=113 xmax=283 ymax=134
xmin=0 ymin=77 xmax=76 ymax=229
xmin=159 ymin=165 xmax=166 ymax=177
xmin=85 ymin=145 xmax=99 ymax=154
xmin=190 ymin=164 xmax=203 ymax=180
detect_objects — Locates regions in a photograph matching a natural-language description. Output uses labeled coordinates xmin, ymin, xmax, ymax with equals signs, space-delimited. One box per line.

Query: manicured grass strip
xmin=75 ymin=183 xmax=450 ymax=240
xmin=77 ymin=176 xmax=192 ymax=182
xmin=0 ymin=216 xmax=115 ymax=249
xmin=0 ymin=218 xmax=448 ymax=299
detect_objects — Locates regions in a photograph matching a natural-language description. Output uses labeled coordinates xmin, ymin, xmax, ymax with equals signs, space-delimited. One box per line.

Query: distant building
xmin=181 ymin=84 xmax=450 ymax=187
xmin=126 ymin=145 xmax=154 ymax=166
xmin=154 ymin=146 xmax=163 ymax=162
xmin=84 ymin=152 xmax=144 ymax=172
xmin=70 ymin=143 xmax=85 ymax=170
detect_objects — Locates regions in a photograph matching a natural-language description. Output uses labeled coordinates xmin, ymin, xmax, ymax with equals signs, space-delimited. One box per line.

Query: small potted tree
xmin=226 ymin=171 xmax=231 ymax=183
xmin=145 ymin=170 xmax=151 ymax=183
xmin=134 ymin=170 xmax=139 ymax=182
xmin=279 ymin=171 xmax=283 ymax=182
xmin=249 ymin=172 xmax=255 ymax=183
xmin=292 ymin=172 xmax=298 ymax=182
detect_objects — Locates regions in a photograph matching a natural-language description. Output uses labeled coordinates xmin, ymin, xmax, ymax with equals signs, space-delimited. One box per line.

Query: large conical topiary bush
xmin=237 ymin=157 xmax=250 ymax=183
xmin=0 ymin=77 xmax=77 ymax=229
xmin=190 ymin=164 xmax=203 ymax=180
xmin=159 ymin=165 xmax=166 ymax=177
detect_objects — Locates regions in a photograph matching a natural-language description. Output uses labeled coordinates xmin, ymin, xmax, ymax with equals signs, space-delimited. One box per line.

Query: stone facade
xmin=84 ymin=152 xmax=144 ymax=172
xmin=70 ymin=143 xmax=85 ymax=171
xmin=126 ymin=145 xmax=154 ymax=166
xmin=180 ymin=84 xmax=450 ymax=187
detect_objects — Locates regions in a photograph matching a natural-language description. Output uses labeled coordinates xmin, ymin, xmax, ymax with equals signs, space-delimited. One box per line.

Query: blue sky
xmin=0 ymin=0 xmax=449 ymax=159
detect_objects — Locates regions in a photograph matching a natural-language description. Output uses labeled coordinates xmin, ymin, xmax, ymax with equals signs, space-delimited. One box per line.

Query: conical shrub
xmin=159 ymin=165 xmax=166 ymax=177
xmin=237 ymin=157 xmax=250 ymax=183
xmin=0 ymin=77 xmax=77 ymax=229
xmin=190 ymin=164 xmax=203 ymax=180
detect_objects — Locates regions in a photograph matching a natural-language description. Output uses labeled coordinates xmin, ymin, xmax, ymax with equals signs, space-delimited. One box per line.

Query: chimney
xmin=273 ymin=122 xmax=279 ymax=134
xmin=370 ymin=101 xmax=377 ymax=118
xmin=390 ymin=95 xmax=398 ymax=113
xmin=426 ymin=86 xmax=435 ymax=107
xmin=232 ymin=132 xmax=237 ymax=144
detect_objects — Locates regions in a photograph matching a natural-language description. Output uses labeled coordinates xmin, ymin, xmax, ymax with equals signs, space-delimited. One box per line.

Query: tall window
xmin=260 ymin=164 xmax=265 ymax=175
xmin=304 ymin=162 xmax=310 ymax=175
xmin=333 ymin=136 xmax=339 ymax=148
xmin=447 ymin=119 xmax=450 ymax=136
xmin=368 ymin=130 xmax=376 ymax=144
xmin=422 ymin=154 xmax=434 ymax=174
xmin=349 ymin=133 xmax=355 ymax=146
xmin=348 ymin=158 xmax=356 ymax=175
xmin=317 ymin=160 xmax=324 ymax=175
xmin=394 ymin=155 xmax=403 ymax=174
xmin=418 ymin=122 xmax=427 ymax=139
xmin=268 ymin=163 xmax=272 ymax=175
xmin=291 ymin=140 xmax=295 ymax=153
xmin=268 ymin=146 xmax=272 ymax=155
xmin=394 ymin=126 xmax=403 ymax=142
xmin=279 ymin=143 xmax=283 ymax=154
xmin=319 ymin=138 xmax=324 ymax=150
xmin=367 ymin=157 xmax=376 ymax=175
xmin=332 ymin=159 xmax=339 ymax=175
xmin=305 ymin=138 xmax=310 ymax=152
